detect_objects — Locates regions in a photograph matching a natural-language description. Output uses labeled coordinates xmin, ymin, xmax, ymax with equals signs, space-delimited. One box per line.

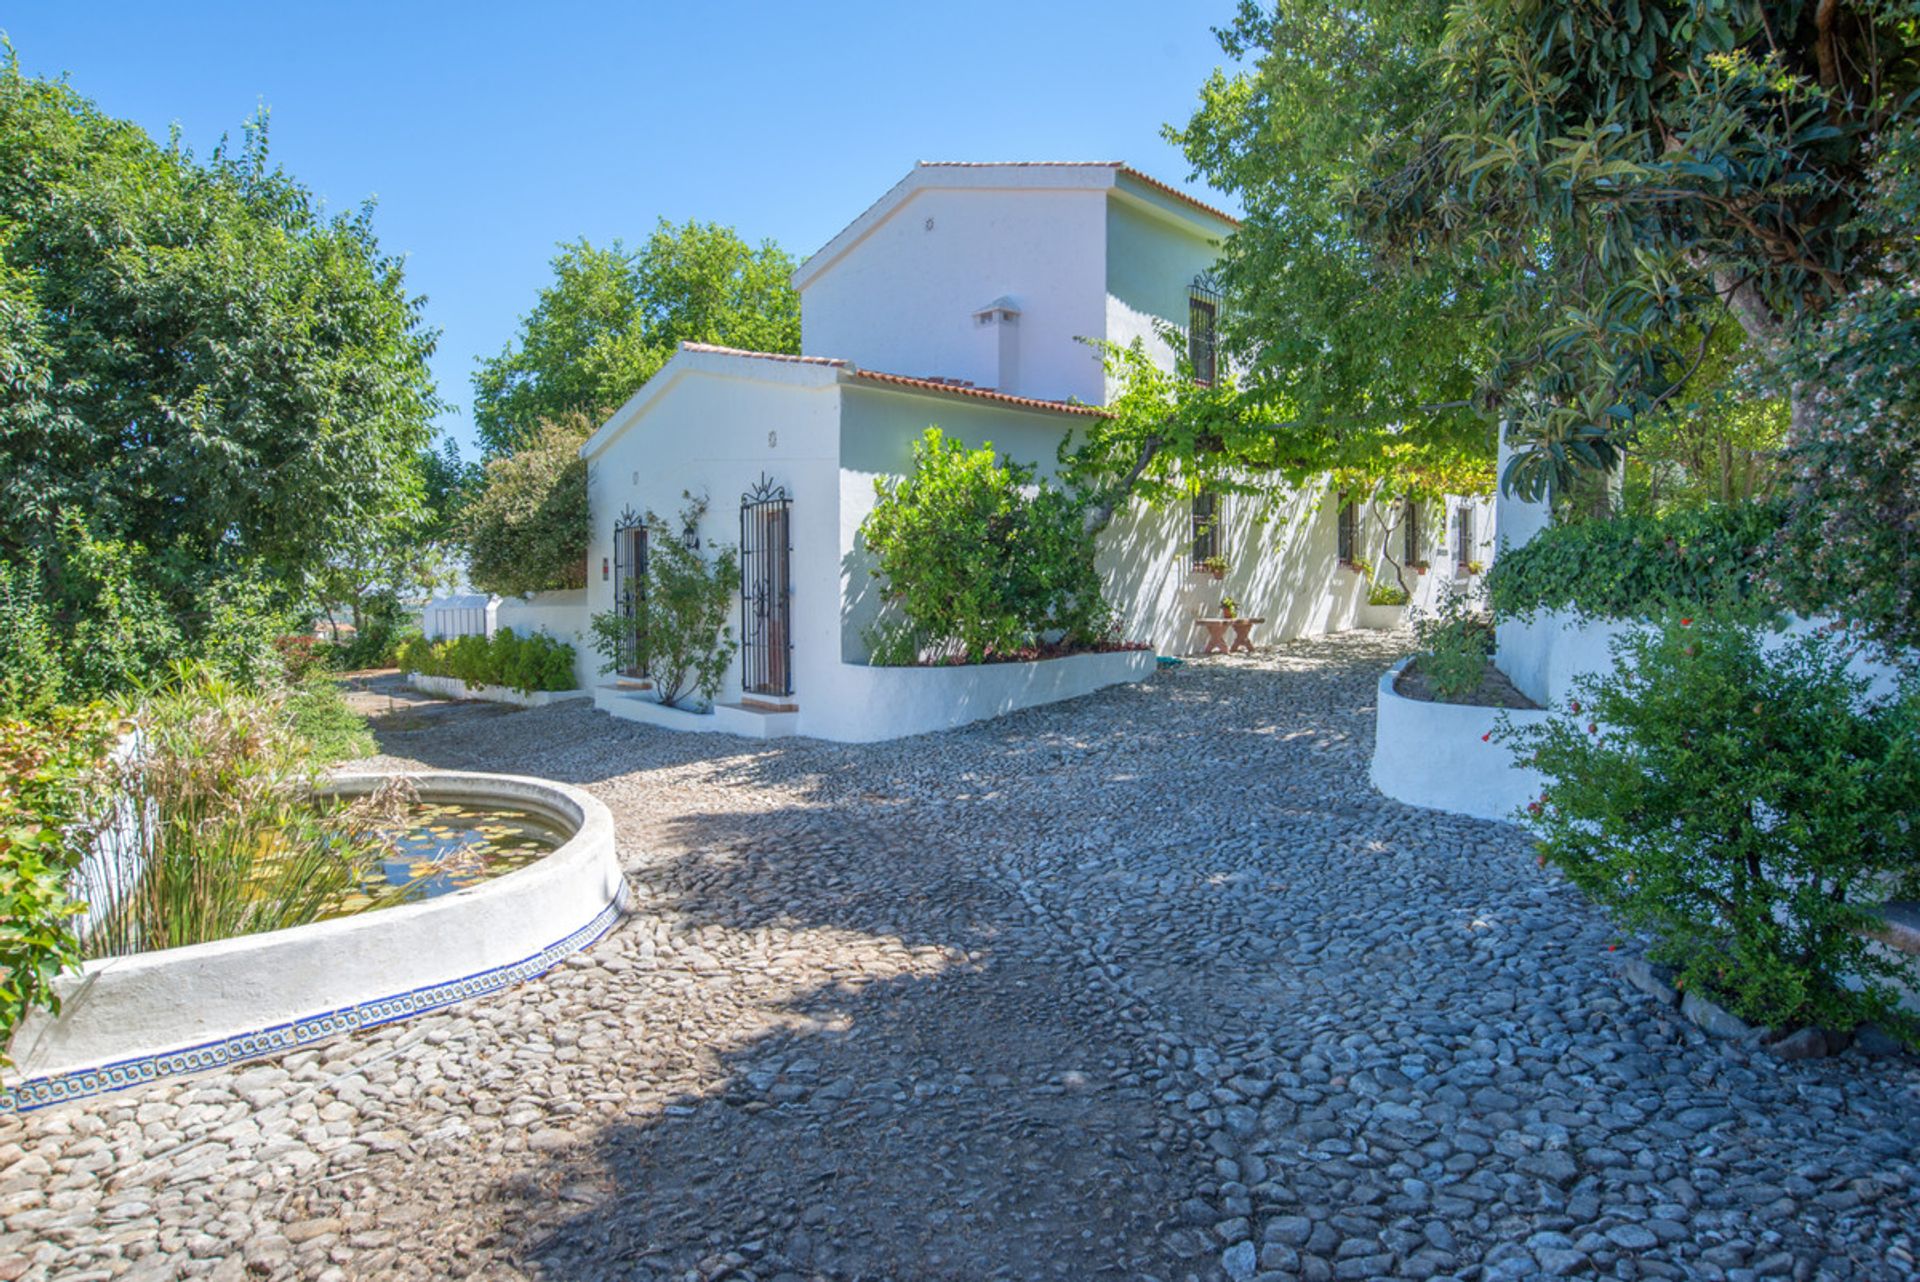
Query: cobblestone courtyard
xmin=4 ymin=633 xmax=1917 ymax=1281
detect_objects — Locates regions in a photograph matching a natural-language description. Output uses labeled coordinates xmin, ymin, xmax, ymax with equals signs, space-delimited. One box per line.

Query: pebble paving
xmin=2 ymin=632 xmax=1916 ymax=1281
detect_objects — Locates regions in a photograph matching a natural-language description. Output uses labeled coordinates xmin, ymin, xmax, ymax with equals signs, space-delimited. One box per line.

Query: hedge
xmin=395 ymin=628 xmax=577 ymax=694
xmin=1486 ymin=501 xmax=1787 ymax=623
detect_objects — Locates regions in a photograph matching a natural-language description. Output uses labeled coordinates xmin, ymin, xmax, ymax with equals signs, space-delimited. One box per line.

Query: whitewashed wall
xmin=1098 ymin=488 xmax=1495 ymax=656
xmin=800 ymin=185 xmax=1111 ymax=403
xmin=1104 ymin=194 xmax=1229 ymax=389
xmin=584 ymin=359 xmax=843 ymax=711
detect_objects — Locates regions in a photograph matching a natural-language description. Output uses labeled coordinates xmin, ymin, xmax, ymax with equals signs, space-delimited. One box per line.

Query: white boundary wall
xmin=804 ymin=650 xmax=1158 ymax=743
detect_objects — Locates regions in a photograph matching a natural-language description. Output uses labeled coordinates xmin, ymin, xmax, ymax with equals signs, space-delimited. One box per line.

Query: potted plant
xmin=1199 ymin=555 xmax=1229 ymax=581
xmin=1220 ymin=596 xmax=1238 ymax=620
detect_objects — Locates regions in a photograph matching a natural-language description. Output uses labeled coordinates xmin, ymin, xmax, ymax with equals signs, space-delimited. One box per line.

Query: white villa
xmin=566 ymin=161 xmax=1493 ymax=742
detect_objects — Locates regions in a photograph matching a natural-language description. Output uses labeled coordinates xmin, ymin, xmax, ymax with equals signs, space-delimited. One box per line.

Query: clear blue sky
xmin=4 ymin=1 xmax=1244 ymax=457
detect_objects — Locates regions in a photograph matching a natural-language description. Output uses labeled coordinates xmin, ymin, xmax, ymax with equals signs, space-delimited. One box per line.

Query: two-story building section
xmin=578 ymin=161 xmax=1494 ymax=740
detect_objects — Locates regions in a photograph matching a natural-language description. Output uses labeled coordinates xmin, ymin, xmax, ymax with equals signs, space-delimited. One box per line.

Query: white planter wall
xmin=1370 ymin=660 xmax=1550 ymax=823
xmin=408 ymin=673 xmax=592 ymax=708
xmin=805 ymin=650 xmax=1158 ymax=743
xmin=1497 ymin=609 xmax=1906 ymax=709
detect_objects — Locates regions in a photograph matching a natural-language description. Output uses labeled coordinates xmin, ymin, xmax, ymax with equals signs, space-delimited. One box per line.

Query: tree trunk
xmin=1081 ymin=434 xmax=1162 ymax=536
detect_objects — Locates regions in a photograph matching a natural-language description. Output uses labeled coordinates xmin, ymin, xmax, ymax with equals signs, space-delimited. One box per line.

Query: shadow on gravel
xmin=480 ymin=798 xmax=1205 ymax=1282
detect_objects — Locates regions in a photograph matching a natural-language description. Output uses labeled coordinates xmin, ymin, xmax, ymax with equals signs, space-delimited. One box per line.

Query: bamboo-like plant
xmin=78 ymin=666 xmax=412 ymax=959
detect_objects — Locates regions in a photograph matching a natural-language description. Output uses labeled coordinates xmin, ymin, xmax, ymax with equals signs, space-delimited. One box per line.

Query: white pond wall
xmin=3 ymin=772 xmax=624 ymax=1114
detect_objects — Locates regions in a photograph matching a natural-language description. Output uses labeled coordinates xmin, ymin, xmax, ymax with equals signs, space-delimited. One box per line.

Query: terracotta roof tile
xmin=676 ymin=343 xmax=1107 ymax=418
xmin=849 ymin=368 xmax=1108 ymax=417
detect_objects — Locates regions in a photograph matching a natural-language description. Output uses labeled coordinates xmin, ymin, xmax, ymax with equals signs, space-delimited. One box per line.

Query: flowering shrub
xmin=1485 ymin=502 xmax=1785 ymax=623
xmin=1499 ymin=617 xmax=1920 ymax=1040
xmin=395 ymin=627 xmax=577 ymax=694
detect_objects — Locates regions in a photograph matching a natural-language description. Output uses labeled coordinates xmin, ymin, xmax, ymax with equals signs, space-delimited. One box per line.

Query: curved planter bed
xmin=2 ymin=771 xmax=625 ymax=1115
xmin=1369 ymin=659 xmax=1552 ymax=823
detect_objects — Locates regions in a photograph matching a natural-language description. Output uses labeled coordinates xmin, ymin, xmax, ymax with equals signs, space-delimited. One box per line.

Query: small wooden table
xmin=1229 ymin=616 xmax=1265 ymax=653
xmin=1196 ymin=617 xmax=1235 ymax=654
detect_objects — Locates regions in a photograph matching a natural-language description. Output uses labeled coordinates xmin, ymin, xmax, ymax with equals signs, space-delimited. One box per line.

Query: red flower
xmin=1588 ymin=723 xmax=1598 ymax=735
xmin=1680 ymin=617 xmax=1692 ymax=627
xmin=1481 ymin=731 xmax=1491 ymax=742
xmin=1570 ymin=699 xmax=1581 ymax=714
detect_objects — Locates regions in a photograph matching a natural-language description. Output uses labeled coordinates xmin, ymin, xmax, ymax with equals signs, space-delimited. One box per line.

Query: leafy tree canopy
xmin=463 ymin=413 xmax=591 ymax=598
xmin=0 ymin=52 xmax=441 ymax=612
xmin=1174 ymin=1 xmax=1920 ymax=500
xmin=473 ymin=222 xmax=801 ymax=455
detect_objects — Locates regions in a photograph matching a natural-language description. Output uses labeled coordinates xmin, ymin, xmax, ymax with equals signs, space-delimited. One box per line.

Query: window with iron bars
xmin=1454 ymin=504 xmax=1476 ymax=575
xmin=1191 ymin=491 xmax=1220 ymax=567
xmin=1188 ymin=278 xmax=1220 ymax=387
xmin=1336 ymin=493 xmax=1358 ymax=566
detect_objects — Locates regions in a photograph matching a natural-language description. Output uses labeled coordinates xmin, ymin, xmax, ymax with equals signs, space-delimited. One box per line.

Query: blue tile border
xmin=0 ymin=885 xmax=629 ymax=1116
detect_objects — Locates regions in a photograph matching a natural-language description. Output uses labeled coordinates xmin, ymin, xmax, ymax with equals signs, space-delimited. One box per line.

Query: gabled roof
xmin=791 ymin=161 xmax=1238 ymax=291
xmin=580 ymin=342 xmax=1106 ymax=458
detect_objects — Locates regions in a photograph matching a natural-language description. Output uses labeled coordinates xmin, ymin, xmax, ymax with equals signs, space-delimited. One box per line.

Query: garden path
xmin=3 ymin=632 xmax=1917 ymax=1282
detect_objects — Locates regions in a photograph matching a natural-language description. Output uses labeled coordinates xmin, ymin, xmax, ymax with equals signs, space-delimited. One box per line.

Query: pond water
xmin=321 ymin=800 xmax=568 ymax=918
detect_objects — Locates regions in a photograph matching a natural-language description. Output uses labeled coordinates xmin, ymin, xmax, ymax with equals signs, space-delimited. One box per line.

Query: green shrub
xmin=0 ymin=555 xmax=64 ymax=714
xmin=589 ymin=499 xmax=738 ymax=708
xmin=1486 ymin=502 xmax=1785 ymax=623
xmin=286 ymin=675 xmax=376 ymax=763
xmin=1410 ymin=594 xmax=1494 ymax=701
xmin=1500 ymin=619 xmax=1920 ymax=1040
xmin=395 ymin=627 xmax=577 ymax=695
xmin=1367 ymin=580 xmax=1410 ymax=607
xmin=861 ymin=428 xmax=1113 ymax=664
xmin=0 ymin=704 xmax=118 ymax=1065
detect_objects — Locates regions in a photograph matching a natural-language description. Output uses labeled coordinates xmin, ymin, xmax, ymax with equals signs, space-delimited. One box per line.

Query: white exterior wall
xmin=584 ymin=364 xmax=843 ymax=711
xmin=800 ymin=186 xmax=1112 ymax=403
xmin=1099 ymin=487 xmax=1494 ymax=656
xmin=495 ymin=588 xmax=596 ymax=690
xmin=1104 ymin=194 xmax=1226 ymax=385
xmin=837 ymin=385 xmax=1086 ymax=660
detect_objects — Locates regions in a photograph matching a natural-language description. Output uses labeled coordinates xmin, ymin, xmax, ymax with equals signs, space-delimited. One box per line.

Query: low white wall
xmin=3 ymin=771 xmax=625 ymax=1114
xmin=593 ymin=688 xmax=798 ymax=740
xmin=1497 ymin=609 xmax=1906 ymax=709
xmin=803 ymin=649 xmax=1157 ymax=743
xmin=494 ymin=590 xmax=596 ymax=690
xmin=409 ymin=673 xmax=592 ymax=708
xmin=1370 ymin=660 xmax=1550 ymax=823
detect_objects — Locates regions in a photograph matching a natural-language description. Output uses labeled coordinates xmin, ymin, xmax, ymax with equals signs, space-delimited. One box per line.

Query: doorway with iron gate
xmin=739 ymin=475 xmax=792 ymax=698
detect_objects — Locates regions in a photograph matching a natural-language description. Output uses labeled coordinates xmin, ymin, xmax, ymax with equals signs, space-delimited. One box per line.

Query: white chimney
xmin=972 ymin=296 xmax=1021 ymax=394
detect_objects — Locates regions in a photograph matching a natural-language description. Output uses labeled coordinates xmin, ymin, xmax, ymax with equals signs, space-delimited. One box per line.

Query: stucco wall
xmin=584 ymin=366 xmax=843 ymax=709
xmin=1097 ymin=486 xmax=1495 ymax=656
xmin=1104 ymin=196 xmax=1225 ymax=388
xmin=836 ymin=385 xmax=1085 ymax=661
xmin=800 ymin=186 xmax=1111 ymax=403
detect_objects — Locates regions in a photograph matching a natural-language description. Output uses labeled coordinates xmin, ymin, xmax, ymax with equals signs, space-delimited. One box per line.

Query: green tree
xmin=473 ymin=221 xmax=800 ymax=455
xmin=463 ymin=414 xmax=592 ymax=597
xmin=0 ymin=53 xmax=439 ymax=680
